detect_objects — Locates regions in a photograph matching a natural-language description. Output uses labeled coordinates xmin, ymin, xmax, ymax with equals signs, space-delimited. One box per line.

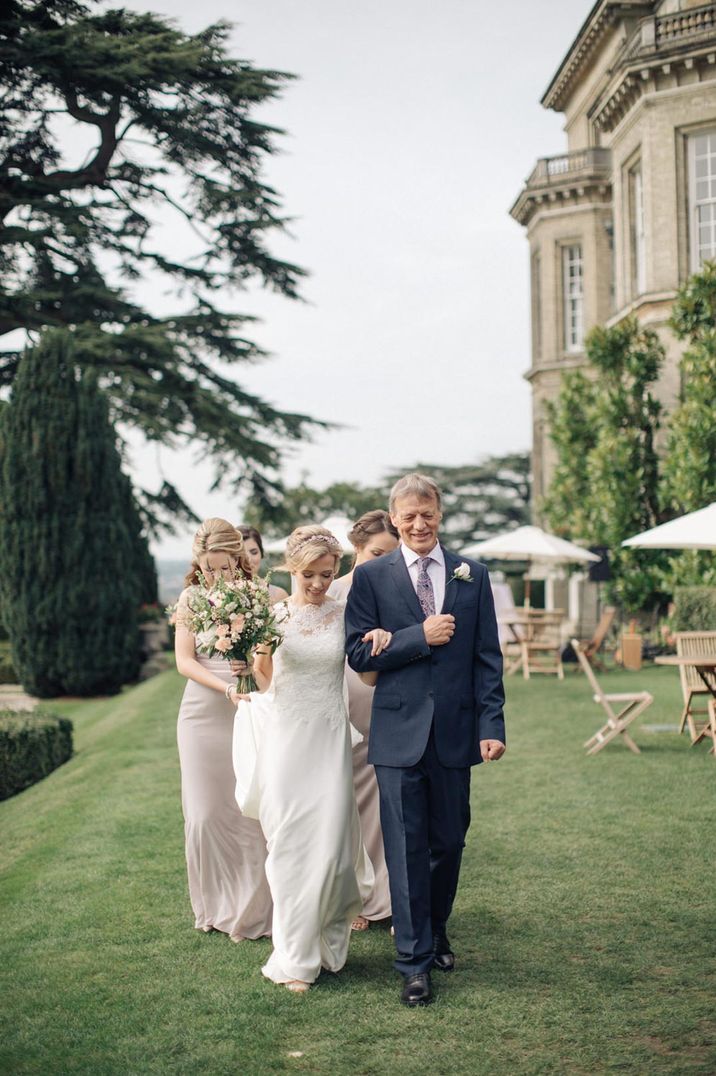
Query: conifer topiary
xmin=0 ymin=330 xmax=149 ymax=696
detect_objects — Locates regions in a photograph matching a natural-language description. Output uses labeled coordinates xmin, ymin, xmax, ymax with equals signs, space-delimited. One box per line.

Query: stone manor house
xmin=511 ymin=0 xmax=716 ymax=510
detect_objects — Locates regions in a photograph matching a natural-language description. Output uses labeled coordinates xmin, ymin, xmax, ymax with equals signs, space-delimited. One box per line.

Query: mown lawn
xmin=1 ymin=663 xmax=714 ymax=1075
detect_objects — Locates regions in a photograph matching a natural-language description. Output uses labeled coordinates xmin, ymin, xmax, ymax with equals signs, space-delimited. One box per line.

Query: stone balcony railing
xmin=656 ymin=2 xmax=716 ymax=45
xmin=525 ymin=147 xmax=612 ymax=189
xmin=632 ymin=2 xmax=716 ymax=51
xmin=511 ymin=146 xmax=613 ymax=225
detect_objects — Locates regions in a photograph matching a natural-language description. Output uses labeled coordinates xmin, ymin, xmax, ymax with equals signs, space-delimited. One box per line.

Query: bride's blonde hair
xmin=184 ymin=517 xmax=252 ymax=587
xmin=281 ymin=525 xmax=343 ymax=574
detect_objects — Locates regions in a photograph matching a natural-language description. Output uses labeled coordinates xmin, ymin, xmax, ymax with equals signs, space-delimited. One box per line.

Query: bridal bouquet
xmin=179 ymin=574 xmax=285 ymax=693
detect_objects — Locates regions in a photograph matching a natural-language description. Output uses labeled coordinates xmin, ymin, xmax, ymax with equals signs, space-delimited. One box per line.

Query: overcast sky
xmin=117 ymin=0 xmax=594 ymax=558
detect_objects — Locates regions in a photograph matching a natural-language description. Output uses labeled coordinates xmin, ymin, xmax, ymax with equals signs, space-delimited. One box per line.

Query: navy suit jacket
xmin=344 ymin=545 xmax=505 ymax=768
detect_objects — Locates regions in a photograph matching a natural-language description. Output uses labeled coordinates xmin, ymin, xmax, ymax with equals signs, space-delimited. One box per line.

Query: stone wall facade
xmin=512 ymin=0 xmax=716 ymax=510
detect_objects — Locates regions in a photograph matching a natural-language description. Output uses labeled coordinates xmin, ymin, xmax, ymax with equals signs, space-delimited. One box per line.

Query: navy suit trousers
xmin=374 ymin=726 xmax=471 ymax=976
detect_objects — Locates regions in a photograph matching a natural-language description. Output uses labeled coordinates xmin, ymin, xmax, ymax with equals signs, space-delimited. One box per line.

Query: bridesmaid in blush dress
xmin=236 ymin=524 xmax=289 ymax=605
xmin=329 ymin=510 xmax=399 ymax=931
xmin=175 ymin=518 xmax=272 ymax=942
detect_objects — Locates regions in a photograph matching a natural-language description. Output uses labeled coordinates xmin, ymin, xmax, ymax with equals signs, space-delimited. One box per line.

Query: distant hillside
xmin=157 ymin=560 xmax=189 ymax=605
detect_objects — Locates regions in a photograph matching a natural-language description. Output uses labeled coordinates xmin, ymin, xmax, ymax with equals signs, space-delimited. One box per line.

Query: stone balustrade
xmin=656 ymin=3 xmax=716 ymax=45
xmin=526 ymin=147 xmax=612 ymax=188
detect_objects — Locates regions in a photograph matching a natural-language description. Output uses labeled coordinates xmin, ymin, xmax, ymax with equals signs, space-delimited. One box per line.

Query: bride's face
xmin=293 ymin=552 xmax=336 ymax=604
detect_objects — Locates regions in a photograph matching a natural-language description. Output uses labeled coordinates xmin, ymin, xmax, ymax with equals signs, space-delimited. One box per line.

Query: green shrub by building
xmin=0 ymin=709 xmax=73 ymax=800
xmin=0 ymin=330 xmax=156 ymax=697
xmin=670 ymin=587 xmax=716 ymax=632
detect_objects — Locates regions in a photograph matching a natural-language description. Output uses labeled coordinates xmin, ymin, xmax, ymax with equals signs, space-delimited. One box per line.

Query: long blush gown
xmin=329 ymin=574 xmax=391 ymax=922
xmin=176 ymin=588 xmax=272 ymax=940
xmin=233 ymin=598 xmax=372 ymax=984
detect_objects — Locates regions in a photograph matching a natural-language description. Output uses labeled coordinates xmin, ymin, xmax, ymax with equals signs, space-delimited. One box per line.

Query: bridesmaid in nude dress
xmin=175 ymin=518 xmax=272 ymax=942
xmin=236 ymin=525 xmax=289 ymax=605
xmin=329 ymin=510 xmax=399 ymax=930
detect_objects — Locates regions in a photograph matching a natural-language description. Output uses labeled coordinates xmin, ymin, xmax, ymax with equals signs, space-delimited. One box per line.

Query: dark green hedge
xmin=0 ymin=641 xmax=17 ymax=684
xmin=0 ymin=710 xmax=73 ymax=801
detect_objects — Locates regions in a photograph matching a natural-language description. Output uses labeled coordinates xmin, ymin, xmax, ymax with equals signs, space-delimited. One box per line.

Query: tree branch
xmin=123 ymin=178 xmax=214 ymax=246
xmin=41 ymin=92 xmax=121 ymax=190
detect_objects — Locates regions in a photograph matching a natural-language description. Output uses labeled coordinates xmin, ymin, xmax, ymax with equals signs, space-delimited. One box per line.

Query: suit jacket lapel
xmin=441 ymin=546 xmax=459 ymax=615
xmin=389 ymin=548 xmax=426 ymax=622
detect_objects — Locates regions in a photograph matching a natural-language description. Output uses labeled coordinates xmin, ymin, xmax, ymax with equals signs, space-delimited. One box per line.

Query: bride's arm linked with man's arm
xmin=345 ymin=567 xmax=454 ymax=674
xmin=355 ymin=627 xmax=393 ymax=686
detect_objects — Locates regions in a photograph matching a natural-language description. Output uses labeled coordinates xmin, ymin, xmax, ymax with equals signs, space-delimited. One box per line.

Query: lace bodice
xmin=269 ymin=598 xmax=347 ymax=729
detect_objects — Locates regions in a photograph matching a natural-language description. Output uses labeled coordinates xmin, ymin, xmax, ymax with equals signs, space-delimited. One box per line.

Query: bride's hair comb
xmin=279 ymin=527 xmax=344 ymax=572
xmin=291 ymin=533 xmax=342 ymax=555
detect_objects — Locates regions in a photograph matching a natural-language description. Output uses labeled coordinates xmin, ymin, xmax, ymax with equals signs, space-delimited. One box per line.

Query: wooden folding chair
xmin=674 ymin=632 xmax=716 ymax=741
xmin=497 ymin=615 xmax=527 ymax=676
xmin=575 ymin=606 xmax=615 ymax=672
xmin=571 ymin=639 xmax=652 ymax=755
xmin=522 ymin=610 xmax=564 ymax=680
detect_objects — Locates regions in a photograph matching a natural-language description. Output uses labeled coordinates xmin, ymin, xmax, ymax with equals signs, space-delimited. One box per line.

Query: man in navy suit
xmin=345 ymin=473 xmax=505 ymax=1007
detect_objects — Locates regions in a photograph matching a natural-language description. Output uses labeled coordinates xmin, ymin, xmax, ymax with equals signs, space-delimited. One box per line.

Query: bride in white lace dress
xmin=233 ymin=526 xmax=389 ymax=992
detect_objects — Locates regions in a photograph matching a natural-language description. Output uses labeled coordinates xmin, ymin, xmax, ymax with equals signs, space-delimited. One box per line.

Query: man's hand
xmin=480 ymin=739 xmax=506 ymax=762
xmin=423 ymin=614 xmax=455 ymax=646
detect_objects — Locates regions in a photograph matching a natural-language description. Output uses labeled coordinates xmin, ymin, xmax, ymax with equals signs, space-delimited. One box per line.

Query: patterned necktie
xmin=417 ymin=557 xmax=436 ymax=618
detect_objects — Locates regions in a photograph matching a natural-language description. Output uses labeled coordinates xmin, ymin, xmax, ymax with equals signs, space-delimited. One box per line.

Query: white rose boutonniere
xmin=449 ymin=562 xmax=473 ymax=584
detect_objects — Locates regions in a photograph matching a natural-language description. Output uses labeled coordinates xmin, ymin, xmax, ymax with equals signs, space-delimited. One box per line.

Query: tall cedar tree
xmin=0 ymin=330 xmax=151 ymax=696
xmin=0 ymin=0 xmax=322 ymax=530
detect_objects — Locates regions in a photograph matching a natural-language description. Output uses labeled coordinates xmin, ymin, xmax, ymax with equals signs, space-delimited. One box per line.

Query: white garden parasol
xmin=463 ymin=525 xmax=600 ymax=605
xmin=622 ymin=503 xmax=716 ymax=550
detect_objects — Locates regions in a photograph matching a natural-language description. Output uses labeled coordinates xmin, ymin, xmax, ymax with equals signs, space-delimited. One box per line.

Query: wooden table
xmin=654 ymin=654 xmax=716 ymax=754
xmin=498 ymin=609 xmax=565 ymax=680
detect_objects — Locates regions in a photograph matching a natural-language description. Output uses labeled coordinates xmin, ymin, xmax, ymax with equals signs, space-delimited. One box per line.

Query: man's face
xmin=390 ymin=495 xmax=442 ymax=556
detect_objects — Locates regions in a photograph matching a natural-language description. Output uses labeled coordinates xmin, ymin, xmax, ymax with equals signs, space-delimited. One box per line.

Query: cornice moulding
xmin=606 ymin=291 xmax=678 ymax=326
xmin=591 ymin=39 xmax=716 ymax=132
xmin=541 ymin=0 xmax=654 ymax=112
xmin=524 ymin=357 xmax=587 ymax=383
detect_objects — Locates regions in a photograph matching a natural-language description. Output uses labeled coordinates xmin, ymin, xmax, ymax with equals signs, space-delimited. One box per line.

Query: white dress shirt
xmin=400 ymin=542 xmax=446 ymax=614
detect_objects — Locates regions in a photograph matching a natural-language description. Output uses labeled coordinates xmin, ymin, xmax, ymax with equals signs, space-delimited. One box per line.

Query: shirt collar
xmin=400 ymin=542 xmax=444 ymax=568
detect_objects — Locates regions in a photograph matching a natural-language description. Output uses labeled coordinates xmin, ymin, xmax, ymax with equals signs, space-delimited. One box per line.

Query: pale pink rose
xmin=215 ymin=637 xmax=232 ymax=653
xmin=216 ymin=624 xmax=229 ymax=637
xmin=230 ymin=614 xmax=245 ymax=634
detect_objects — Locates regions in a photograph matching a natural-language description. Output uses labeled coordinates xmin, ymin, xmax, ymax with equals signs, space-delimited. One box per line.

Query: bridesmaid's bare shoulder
xmin=268 ymin=583 xmax=289 ymax=603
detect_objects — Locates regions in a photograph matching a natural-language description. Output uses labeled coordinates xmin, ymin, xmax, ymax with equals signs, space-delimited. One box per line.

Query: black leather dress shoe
xmin=432 ymin=930 xmax=455 ymax=972
xmin=400 ymin=972 xmax=433 ymax=1007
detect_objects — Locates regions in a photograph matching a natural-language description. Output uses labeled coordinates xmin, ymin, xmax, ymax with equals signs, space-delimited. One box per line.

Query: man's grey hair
xmin=389 ymin=473 xmax=442 ymax=514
